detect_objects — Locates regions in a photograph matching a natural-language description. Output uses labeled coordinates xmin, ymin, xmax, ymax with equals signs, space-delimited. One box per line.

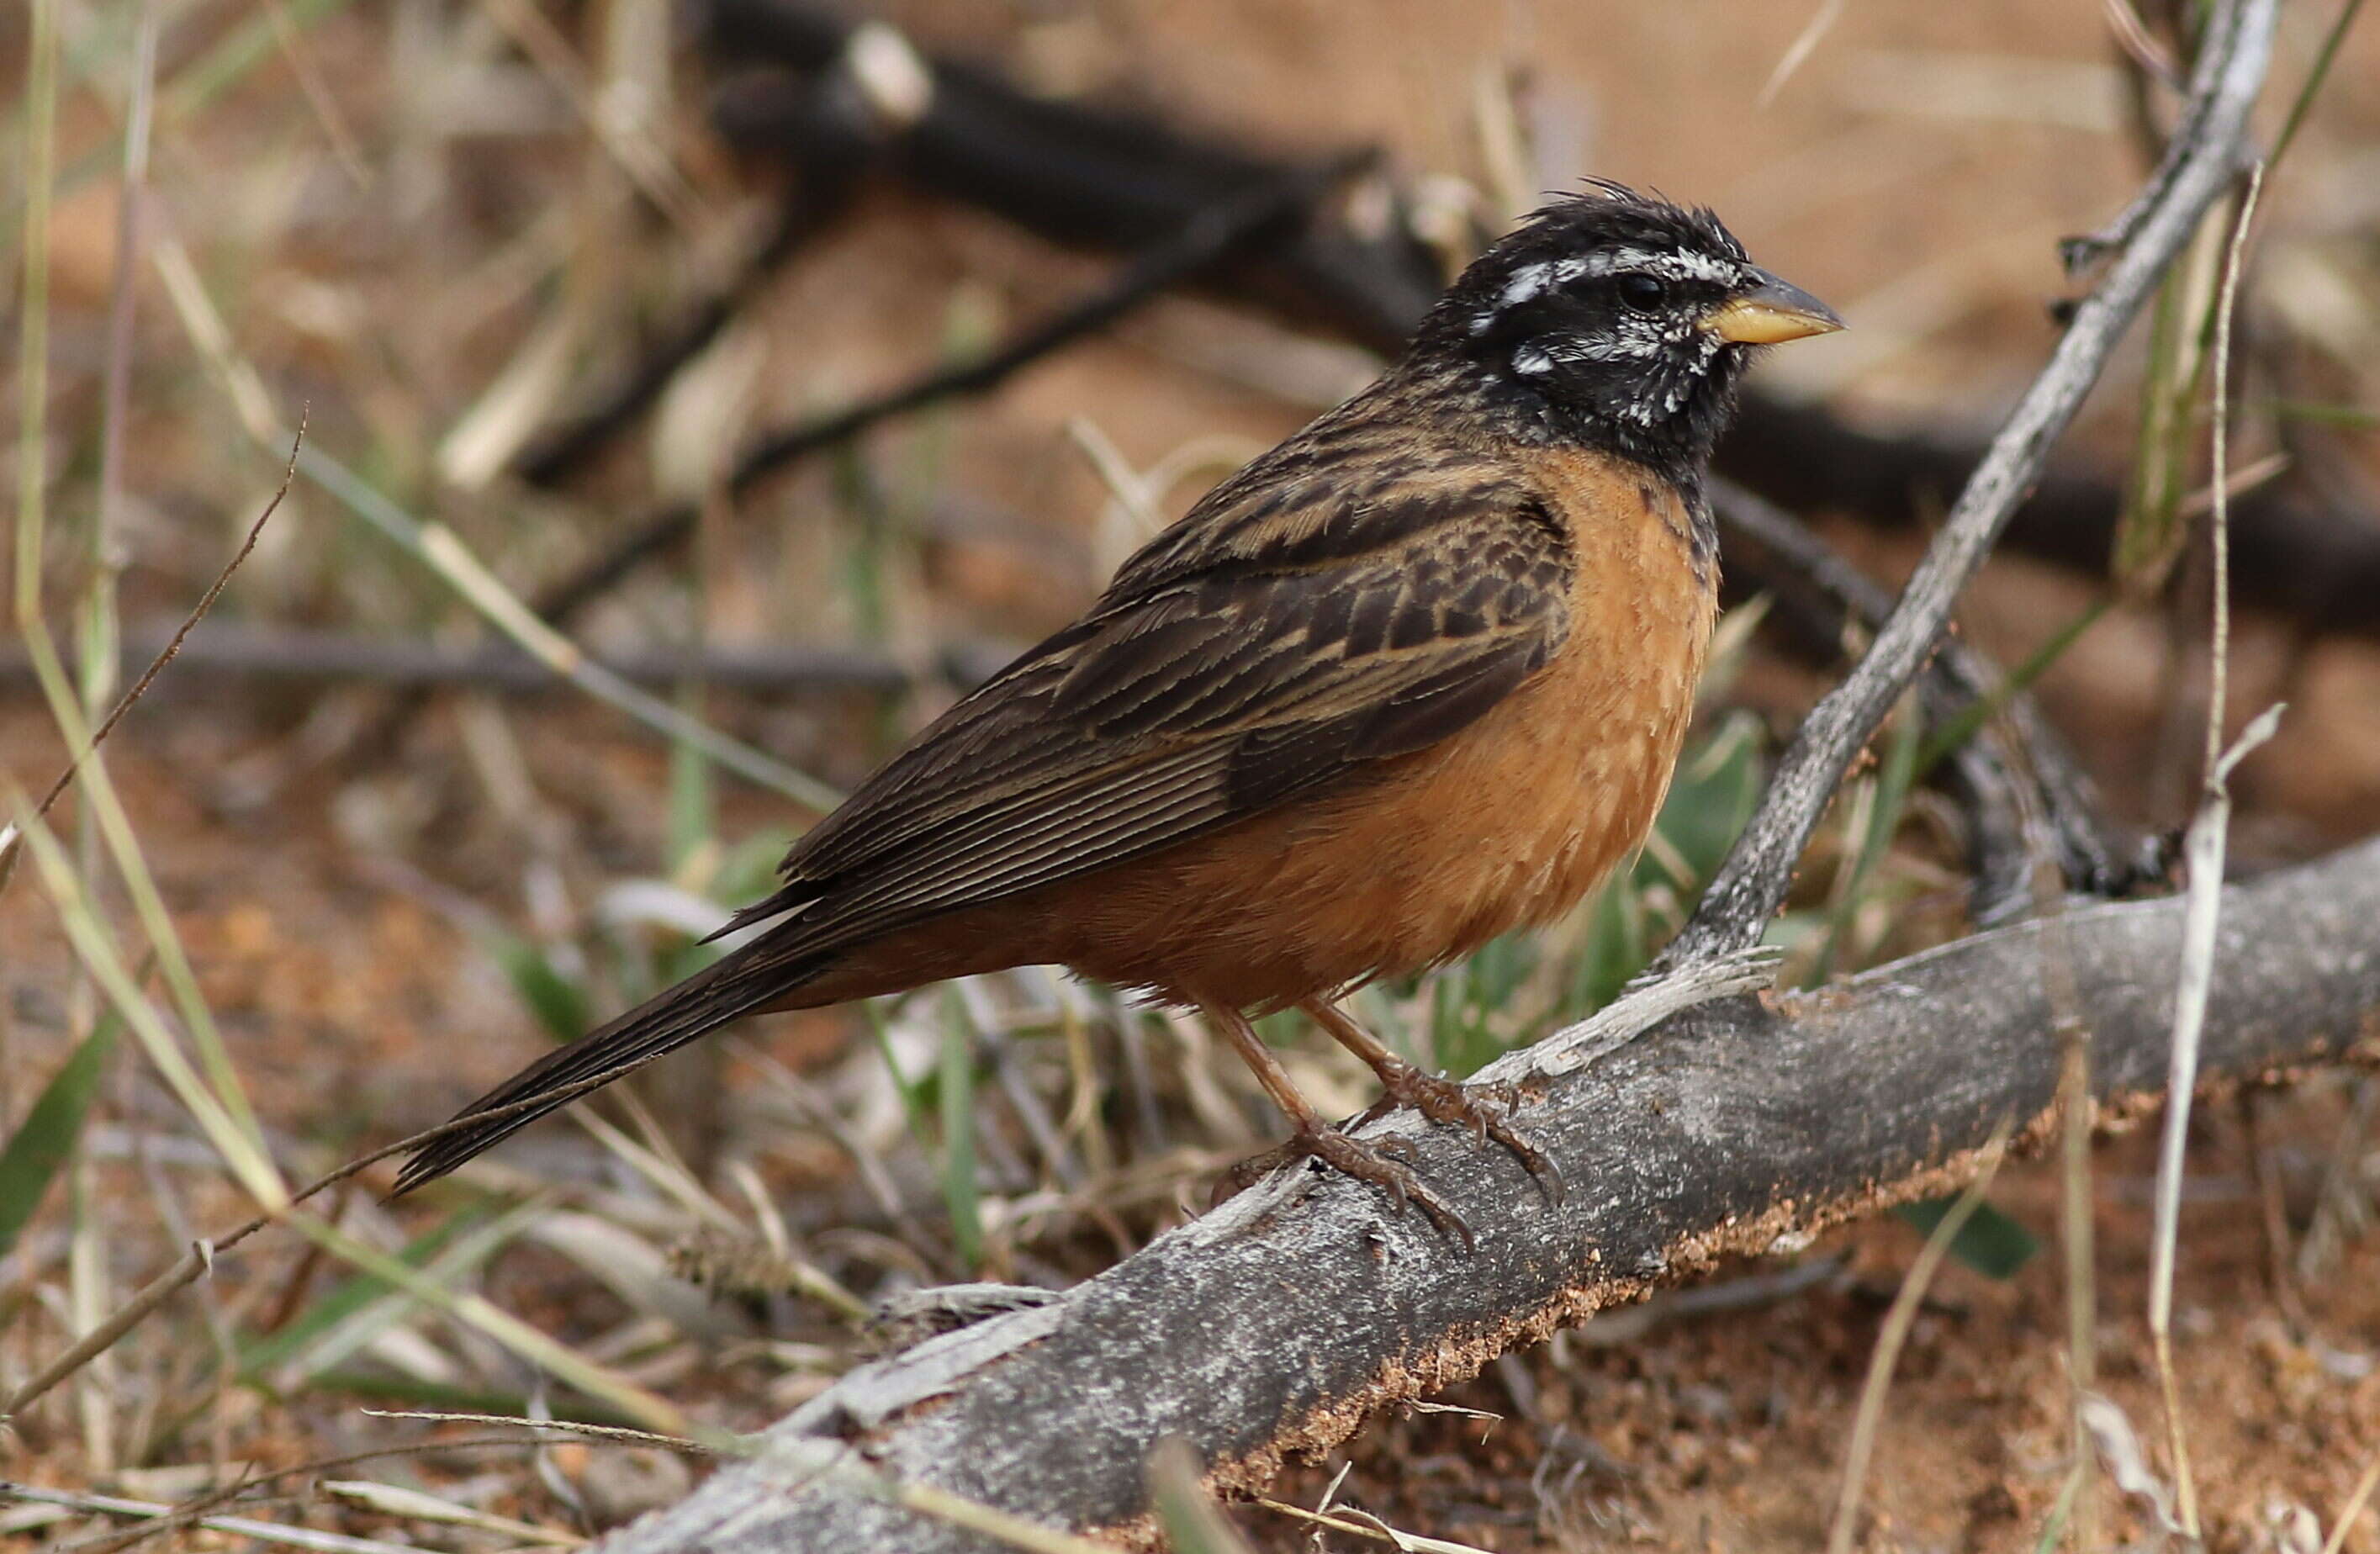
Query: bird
xmin=393 ymin=182 xmax=1841 ymax=1237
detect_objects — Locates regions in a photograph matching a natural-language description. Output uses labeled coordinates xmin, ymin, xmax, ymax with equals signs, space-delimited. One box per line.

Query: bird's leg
xmin=1202 ymin=1002 xmax=1473 ymax=1248
xmin=1302 ymin=999 xmax=1564 ymax=1204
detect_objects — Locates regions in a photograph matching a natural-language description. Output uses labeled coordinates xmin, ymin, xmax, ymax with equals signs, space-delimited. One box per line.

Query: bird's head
xmin=1422 ymin=182 xmax=1841 ymax=480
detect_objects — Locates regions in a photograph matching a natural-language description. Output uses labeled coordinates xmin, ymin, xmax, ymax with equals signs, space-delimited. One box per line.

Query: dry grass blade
xmin=0 ymin=1482 xmax=415 ymax=1554
xmin=0 ymin=1045 xmax=736 ymax=1421
xmin=2146 ymin=160 xmax=2269 ymax=1541
xmin=1826 ymin=1119 xmax=2013 ymax=1554
xmin=1756 ymin=0 xmax=1850 ymax=107
xmin=8 ymin=797 xmax=288 ymax=1206
xmin=2075 ymin=1393 xmax=2184 ymax=1536
xmin=1253 ymin=1496 xmax=1500 ymax=1553
xmin=276 ymin=1213 xmax=692 ymax=1434
xmin=359 ymin=1408 xmax=729 ymax=1452
xmin=320 ymin=1479 xmax=583 ymax=1546
xmin=300 ymin=448 xmax=843 ymax=811
xmin=0 ymin=420 xmax=302 ymax=888
xmin=735 ymin=1446 xmax=1116 ymax=1554
xmin=1147 ymin=1437 xmax=1259 ymax=1554
xmin=2320 ymin=1451 xmax=2380 ymax=1554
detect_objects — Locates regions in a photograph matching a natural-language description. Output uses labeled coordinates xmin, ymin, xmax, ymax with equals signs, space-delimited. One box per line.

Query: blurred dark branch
xmin=1720 ymin=395 xmax=2380 ymax=644
xmin=0 ymin=621 xmax=1019 ymax=697
xmin=596 ymin=833 xmax=2380 ymax=1554
xmin=701 ymin=0 xmax=1441 ymax=348
xmin=513 ymin=183 xmax=859 ymax=489
xmin=695 ymin=0 xmax=2380 ymax=644
xmin=1663 ymin=0 xmax=2275 ymax=969
xmin=1711 ymin=478 xmax=2161 ymax=917
xmin=530 ymin=149 xmax=1373 ymax=628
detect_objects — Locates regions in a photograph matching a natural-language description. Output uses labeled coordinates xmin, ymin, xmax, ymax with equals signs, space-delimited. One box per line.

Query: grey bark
xmin=1661 ymin=0 xmax=2275 ymax=968
xmin=601 ymin=834 xmax=2380 ymax=1554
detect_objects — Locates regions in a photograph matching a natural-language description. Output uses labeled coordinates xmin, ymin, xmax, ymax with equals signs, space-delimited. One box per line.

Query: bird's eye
xmin=1615 ymin=273 xmax=1667 ymax=312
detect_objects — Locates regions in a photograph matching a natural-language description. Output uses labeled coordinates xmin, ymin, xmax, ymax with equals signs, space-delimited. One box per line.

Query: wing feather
xmin=729 ymin=436 xmax=1575 ymax=955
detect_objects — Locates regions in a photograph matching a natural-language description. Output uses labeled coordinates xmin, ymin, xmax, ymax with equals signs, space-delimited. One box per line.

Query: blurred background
xmin=4 ymin=0 xmax=2379 ymax=1547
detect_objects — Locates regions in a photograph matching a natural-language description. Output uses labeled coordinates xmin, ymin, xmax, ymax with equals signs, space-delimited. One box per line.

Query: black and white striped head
xmin=1422 ymin=182 xmax=1839 ymax=481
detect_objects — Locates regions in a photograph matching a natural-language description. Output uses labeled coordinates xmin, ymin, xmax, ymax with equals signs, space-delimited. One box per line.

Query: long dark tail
xmin=390 ymin=939 xmax=826 ymax=1197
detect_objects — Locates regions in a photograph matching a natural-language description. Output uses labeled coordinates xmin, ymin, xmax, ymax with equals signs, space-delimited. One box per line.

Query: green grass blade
xmin=486 ymin=932 xmax=596 ymax=1045
xmin=1894 ymin=1197 xmax=2039 ymax=1280
xmin=1915 ymin=599 xmax=2108 ymax=776
xmin=0 ymin=1019 xmax=117 ymax=1257
xmin=939 ymin=990 xmax=985 ymax=1269
xmin=236 ymin=1208 xmax=500 ymax=1382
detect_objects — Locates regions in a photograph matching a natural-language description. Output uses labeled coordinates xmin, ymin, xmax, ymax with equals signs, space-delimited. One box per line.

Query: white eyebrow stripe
xmin=1611 ymin=248 xmax=1742 ymax=284
xmin=1494 ymin=247 xmax=1743 ymax=314
xmin=1498 ymin=257 xmax=1588 ymax=308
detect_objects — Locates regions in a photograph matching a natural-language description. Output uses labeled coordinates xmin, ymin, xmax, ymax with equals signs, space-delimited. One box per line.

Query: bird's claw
xmin=1213 ymin=1126 xmax=1474 ymax=1250
xmin=1375 ymin=1065 xmax=1564 ymax=1206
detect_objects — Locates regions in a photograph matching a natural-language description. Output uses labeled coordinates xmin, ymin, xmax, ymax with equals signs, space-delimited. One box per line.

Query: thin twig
xmin=1659 ymin=0 xmax=2277 ymax=972
xmin=1754 ymin=0 xmax=1848 ymax=108
xmin=0 ymin=418 xmax=301 ymax=888
xmin=1710 ymin=478 xmax=2145 ymax=912
xmin=0 ymin=622 xmax=929 ymax=695
xmin=358 ymin=1409 xmax=727 ymax=1452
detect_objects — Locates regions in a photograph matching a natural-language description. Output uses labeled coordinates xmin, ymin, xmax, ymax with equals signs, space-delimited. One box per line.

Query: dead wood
xmin=598 ymin=833 xmax=2380 ymax=1554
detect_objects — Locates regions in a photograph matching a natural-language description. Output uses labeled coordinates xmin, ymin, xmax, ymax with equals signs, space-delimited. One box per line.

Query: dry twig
xmin=0 ymin=420 xmax=302 ymax=890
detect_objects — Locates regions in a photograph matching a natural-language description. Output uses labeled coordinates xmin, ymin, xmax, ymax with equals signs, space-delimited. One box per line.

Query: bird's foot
xmin=1213 ymin=1126 xmax=1473 ymax=1250
xmin=1371 ymin=1061 xmax=1564 ymax=1206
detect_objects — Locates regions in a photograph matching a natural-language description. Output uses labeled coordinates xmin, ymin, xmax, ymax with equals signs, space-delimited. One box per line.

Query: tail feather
xmin=390 ymin=942 xmax=823 ymax=1197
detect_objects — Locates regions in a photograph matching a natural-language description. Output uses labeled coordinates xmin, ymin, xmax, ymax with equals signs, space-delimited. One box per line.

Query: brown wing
xmin=725 ymin=443 xmax=1574 ymax=955
xmin=394 ymin=436 xmax=1573 ymax=1197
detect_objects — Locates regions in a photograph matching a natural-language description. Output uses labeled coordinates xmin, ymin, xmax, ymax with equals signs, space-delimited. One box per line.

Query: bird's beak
xmin=1703 ymin=271 xmax=1844 ymax=345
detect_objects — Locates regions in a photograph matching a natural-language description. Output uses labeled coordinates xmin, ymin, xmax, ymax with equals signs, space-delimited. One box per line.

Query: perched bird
xmin=394 ymin=182 xmax=1840 ymax=1234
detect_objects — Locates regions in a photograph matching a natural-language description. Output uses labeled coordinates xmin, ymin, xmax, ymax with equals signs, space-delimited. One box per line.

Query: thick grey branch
xmin=1662 ymin=0 xmax=2276 ymax=968
xmin=600 ymin=835 xmax=2380 ymax=1554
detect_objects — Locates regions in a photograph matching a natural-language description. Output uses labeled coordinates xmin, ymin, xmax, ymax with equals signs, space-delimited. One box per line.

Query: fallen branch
xmin=600 ymin=833 xmax=2380 ymax=1554
xmin=1718 ymin=394 xmax=2380 ymax=646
